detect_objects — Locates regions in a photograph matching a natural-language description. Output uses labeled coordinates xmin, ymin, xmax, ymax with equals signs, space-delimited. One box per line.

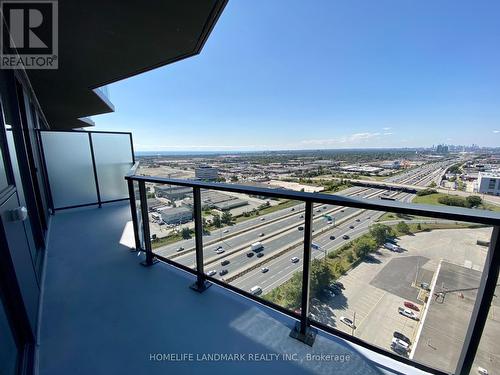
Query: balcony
xmin=35 ymin=130 xmax=500 ymax=375
xmin=39 ymin=202 xmax=433 ymax=375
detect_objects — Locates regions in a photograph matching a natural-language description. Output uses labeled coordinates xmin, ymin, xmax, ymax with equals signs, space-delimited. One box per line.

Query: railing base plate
xmin=140 ymin=258 xmax=159 ymax=267
xmin=190 ymin=280 xmax=212 ymax=293
xmin=290 ymin=322 xmax=317 ymax=346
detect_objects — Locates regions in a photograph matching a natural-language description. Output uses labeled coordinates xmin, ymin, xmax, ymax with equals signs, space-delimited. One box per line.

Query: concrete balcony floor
xmin=38 ymin=203 xmax=428 ymax=375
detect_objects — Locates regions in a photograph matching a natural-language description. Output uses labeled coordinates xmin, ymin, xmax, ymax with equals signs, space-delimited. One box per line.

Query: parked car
xmin=420 ymin=282 xmax=431 ymax=291
xmin=391 ymin=338 xmax=410 ymax=354
xmin=246 ymin=252 xmax=254 ymax=258
xmin=398 ymin=307 xmax=419 ymax=320
xmin=404 ymin=301 xmax=420 ymax=311
xmin=332 ymin=281 xmax=344 ymax=289
xmin=323 ymin=289 xmax=336 ymax=298
xmin=339 ymin=316 xmax=356 ymax=329
xmin=342 ymin=235 xmax=350 ymax=240
xmin=291 ymin=257 xmax=300 ymax=263
xmin=328 ymin=285 xmax=341 ymax=294
xmin=219 ymin=269 xmax=228 ymax=276
xmin=329 ymin=235 xmax=336 ymax=240
xmin=221 ymin=260 xmax=230 ymax=266
xmin=256 ymin=252 xmax=264 ymax=258
xmin=207 ymin=270 xmax=217 ymax=277
xmin=393 ymin=331 xmax=411 ymax=345
xmin=261 ymin=267 xmax=269 ymax=273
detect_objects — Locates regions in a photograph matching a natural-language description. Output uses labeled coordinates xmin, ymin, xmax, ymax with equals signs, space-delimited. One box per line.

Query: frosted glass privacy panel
xmin=91 ymin=133 xmax=132 ymax=201
xmin=41 ymin=132 xmax=97 ymax=209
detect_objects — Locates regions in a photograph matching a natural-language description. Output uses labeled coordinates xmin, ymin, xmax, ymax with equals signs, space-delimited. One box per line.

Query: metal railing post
xmin=455 ymin=226 xmax=500 ymax=374
xmin=290 ymin=200 xmax=317 ymax=346
xmin=88 ymin=132 xmax=102 ymax=208
xmin=138 ymin=180 xmax=157 ymax=267
xmin=127 ymin=179 xmax=141 ymax=252
xmin=190 ymin=187 xmax=211 ymax=292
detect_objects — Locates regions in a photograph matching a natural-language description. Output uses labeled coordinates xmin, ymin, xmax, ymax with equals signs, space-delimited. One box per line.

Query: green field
xmin=412 ymin=192 xmax=500 ymax=212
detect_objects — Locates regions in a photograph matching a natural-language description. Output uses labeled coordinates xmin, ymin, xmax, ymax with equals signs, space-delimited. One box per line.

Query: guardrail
xmin=38 ymin=129 xmax=135 ymax=211
xmin=125 ymin=174 xmax=500 ymax=375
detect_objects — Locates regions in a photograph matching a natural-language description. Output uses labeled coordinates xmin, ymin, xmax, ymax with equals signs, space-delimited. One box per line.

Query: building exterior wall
xmin=158 ymin=207 xmax=193 ymax=224
xmin=477 ymin=173 xmax=500 ymax=196
xmin=195 ymin=166 xmax=218 ymax=180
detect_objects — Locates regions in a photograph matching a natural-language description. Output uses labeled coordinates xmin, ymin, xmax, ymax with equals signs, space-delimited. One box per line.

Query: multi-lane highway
xmin=151 ymin=160 xmax=455 ymax=295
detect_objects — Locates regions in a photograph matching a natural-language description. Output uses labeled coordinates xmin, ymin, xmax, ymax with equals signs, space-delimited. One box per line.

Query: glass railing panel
xmin=307 ymin=196 xmax=493 ymax=373
xmin=147 ymin=183 xmax=197 ymax=271
xmin=40 ymin=131 xmax=97 ymax=209
xmin=91 ymin=132 xmax=133 ymax=201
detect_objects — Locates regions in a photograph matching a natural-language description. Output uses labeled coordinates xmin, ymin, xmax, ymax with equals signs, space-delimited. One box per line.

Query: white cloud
xmin=300 ymin=132 xmax=381 ymax=146
xmin=493 ymin=130 xmax=500 ymax=134
xmin=383 ymin=132 xmax=393 ymax=136
xmin=382 ymin=127 xmax=391 ymax=131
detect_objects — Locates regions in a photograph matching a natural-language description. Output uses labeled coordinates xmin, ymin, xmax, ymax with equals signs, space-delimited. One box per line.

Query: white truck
xmin=251 ymin=242 xmax=264 ymax=251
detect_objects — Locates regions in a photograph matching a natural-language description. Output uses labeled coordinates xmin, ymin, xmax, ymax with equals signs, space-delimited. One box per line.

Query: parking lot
xmin=310 ymin=227 xmax=493 ymax=360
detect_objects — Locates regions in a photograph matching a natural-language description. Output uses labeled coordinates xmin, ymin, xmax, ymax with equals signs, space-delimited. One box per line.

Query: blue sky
xmin=94 ymin=0 xmax=500 ymax=151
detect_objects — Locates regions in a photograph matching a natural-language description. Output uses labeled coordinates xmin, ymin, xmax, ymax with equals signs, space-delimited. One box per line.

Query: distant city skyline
xmin=92 ymin=0 xmax=500 ymax=151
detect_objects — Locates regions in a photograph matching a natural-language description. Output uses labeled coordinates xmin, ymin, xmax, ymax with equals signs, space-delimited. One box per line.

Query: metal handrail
xmin=125 ymin=175 xmax=500 ymax=226
xmin=125 ymin=173 xmax=500 ymax=375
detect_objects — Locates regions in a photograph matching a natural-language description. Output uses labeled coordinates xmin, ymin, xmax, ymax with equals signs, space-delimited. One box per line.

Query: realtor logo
xmin=1 ymin=0 xmax=58 ymax=69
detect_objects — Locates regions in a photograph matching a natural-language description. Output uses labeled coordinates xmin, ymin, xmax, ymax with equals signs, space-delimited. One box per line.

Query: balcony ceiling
xmin=26 ymin=0 xmax=227 ymax=130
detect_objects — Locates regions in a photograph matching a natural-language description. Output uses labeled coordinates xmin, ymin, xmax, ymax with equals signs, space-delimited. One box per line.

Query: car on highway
xmin=215 ymin=248 xmax=225 ymax=254
xmin=259 ymin=232 xmax=265 ymax=237
xmin=260 ymin=217 xmax=265 ymax=221
xmin=256 ymin=252 xmax=264 ymax=258
xmin=300 ymin=215 xmax=304 ymax=218
xmin=339 ymin=316 xmax=356 ymax=329
xmin=291 ymin=208 xmax=295 ymax=211
xmin=298 ymin=226 xmax=304 ymax=231
xmin=207 ymin=270 xmax=217 ymax=277
xmin=349 ymin=225 xmax=355 ymax=229
xmin=316 ymin=209 xmax=321 ymax=213
xmin=404 ymin=301 xmax=420 ymax=311
xmin=221 ymin=260 xmax=230 ymax=266
xmin=342 ymin=235 xmax=350 ymax=240
xmin=340 ymin=209 xmax=345 ymax=212
xmin=223 ymin=229 xmax=229 ymax=233
xmin=219 ymin=269 xmax=228 ymax=276
xmin=356 ymin=218 xmax=360 ymax=222
xmin=261 ymin=267 xmax=269 ymax=273
xmin=329 ymin=235 xmax=336 ymax=240
xmin=393 ymin=331 xmax=411 ymax=345
xmin=176 ymin=246 xmax=185 ymax=252
xmin=291 ymin=257 xmax=300 ymax=263
xmin=246 ymin=252 xmax=254 ymax=258
xmin=398 ymin=307 xmax=419 ymax=320
xmin=250 ymin=286 xmax=262 ymax=295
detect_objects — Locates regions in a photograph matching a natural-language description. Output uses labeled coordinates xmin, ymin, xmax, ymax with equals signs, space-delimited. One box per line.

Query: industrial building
xmin=477 ymin=171 xmax=500 ymax=196
xmin=195 ymin=165 xmax=219 ymax=180
xmin=157 ymin=206 xmax=193 ymax=224
xmin=155 ymin=185 xmax=193 ymax=200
